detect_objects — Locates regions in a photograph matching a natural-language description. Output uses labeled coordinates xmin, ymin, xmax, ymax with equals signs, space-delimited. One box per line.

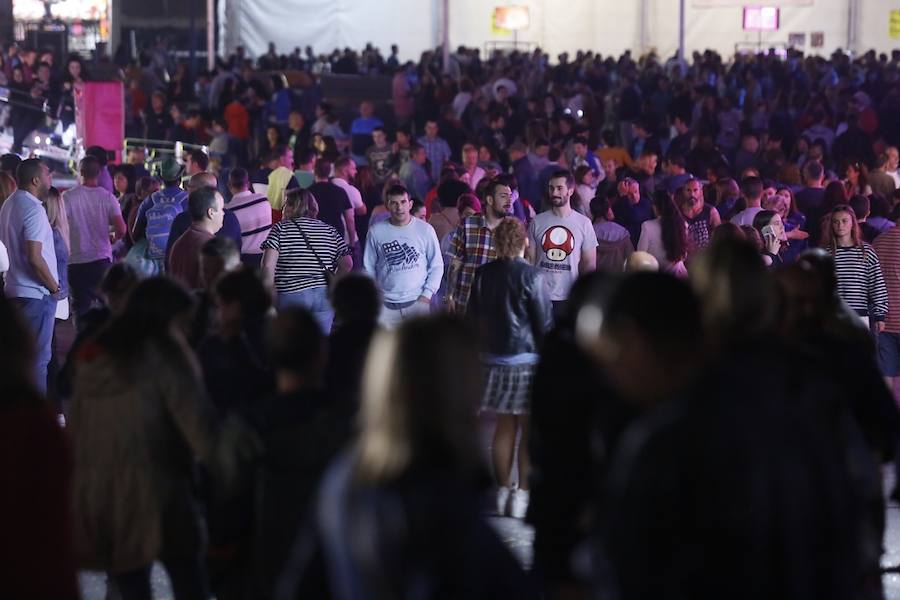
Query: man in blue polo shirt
xmin=0 ymin=158 xmax=62 ymax=395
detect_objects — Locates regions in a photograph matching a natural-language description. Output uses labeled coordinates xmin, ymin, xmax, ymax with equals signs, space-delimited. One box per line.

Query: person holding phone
xmin=752 ymin=209 xmax=787 ymax=267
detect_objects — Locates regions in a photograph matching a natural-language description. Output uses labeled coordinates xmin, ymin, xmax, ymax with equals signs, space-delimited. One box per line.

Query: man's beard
xmin=491 ymin=205 xmax=511 ymax=218
xmin=548 ymin=196 xmax=566 ymax=207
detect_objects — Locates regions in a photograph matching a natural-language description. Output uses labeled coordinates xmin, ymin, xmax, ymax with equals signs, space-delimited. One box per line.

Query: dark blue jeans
xmin=68 ymin=258 xmax=111 ymax=319
xmin=11 ymin=295 xmax=56 ymax=396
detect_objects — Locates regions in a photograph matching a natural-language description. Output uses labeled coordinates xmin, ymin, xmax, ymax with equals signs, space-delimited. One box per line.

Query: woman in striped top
xmin=822 ymin=204 xmax=888 ymax=329
xmin=261 ymin=188 xmax=353 ymax=334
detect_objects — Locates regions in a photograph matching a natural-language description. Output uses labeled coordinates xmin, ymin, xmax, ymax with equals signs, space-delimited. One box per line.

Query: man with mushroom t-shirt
xmin=527 ymin=170 xmax=598 ymax=321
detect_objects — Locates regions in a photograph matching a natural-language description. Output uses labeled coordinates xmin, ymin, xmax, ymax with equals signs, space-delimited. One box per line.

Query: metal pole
xmin=678 ymin=0 xmax=685 ymax=64
xmin=442 ymin=0 xmax=450 ymax=74
xmin=207 ymin=0 xmax=215 ymax=70
xmin=189 ymin=0 xmax=197 ymax=79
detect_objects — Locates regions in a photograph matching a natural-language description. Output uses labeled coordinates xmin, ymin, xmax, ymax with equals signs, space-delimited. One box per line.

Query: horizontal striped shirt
xmin=226 ymin=191 xmax=272 ymax=256
xmin=261 ymin=217 xmax=350 ymax=294
xmin=873 ymin=229 xmax=900 ymax=332
xmin=832 ymin=244 xmax=888 ymax=320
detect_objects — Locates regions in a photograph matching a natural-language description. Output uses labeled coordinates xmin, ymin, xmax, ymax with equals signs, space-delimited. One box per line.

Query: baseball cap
xmin=157 ymin=157 xmax=184 ymax=181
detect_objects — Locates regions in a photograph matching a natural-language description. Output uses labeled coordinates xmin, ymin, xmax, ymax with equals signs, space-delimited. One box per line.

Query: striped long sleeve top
xmin=832 ymin=244 xmax=889 ymax=321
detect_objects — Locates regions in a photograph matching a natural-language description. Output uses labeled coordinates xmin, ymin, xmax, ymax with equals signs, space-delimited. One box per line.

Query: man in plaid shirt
xmin=446 ymin=178 xmax=514 ymax=313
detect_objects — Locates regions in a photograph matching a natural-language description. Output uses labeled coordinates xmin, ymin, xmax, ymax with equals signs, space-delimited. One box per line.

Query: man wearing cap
xmin=133 ymin=157 xmax=189 ymax=273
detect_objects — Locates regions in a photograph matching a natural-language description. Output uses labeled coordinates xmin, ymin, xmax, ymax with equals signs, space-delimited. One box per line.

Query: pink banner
xmin=74 ymin=82 xmax=124 ymax=163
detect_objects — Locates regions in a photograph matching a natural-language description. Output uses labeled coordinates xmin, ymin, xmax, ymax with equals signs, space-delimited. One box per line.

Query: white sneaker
xmin=509 ymin=488 xmax=530 ymax=519
xmin=496 ymin=486 xmax=512 ymax=516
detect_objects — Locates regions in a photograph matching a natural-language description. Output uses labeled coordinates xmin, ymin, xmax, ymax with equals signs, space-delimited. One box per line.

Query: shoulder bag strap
xmin=290 ymin=218 xmax=333 ymax=273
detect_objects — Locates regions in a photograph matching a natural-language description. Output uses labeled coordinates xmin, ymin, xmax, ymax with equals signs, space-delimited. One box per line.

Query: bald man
xmin=625 ymin=250 xmax=659 ymax=272
xmin=165 ymin=171 xmax=243 ymax=269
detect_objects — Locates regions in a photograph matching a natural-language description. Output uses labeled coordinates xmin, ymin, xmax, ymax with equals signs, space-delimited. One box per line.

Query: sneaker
xmin=496 ymin=486 xmax=512 ymax=516
xmin=509 ymin=488 xmax=530 ymax=519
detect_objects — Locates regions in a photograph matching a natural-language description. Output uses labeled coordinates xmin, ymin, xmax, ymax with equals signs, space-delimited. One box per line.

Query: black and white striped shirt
xmin=832 ymin=244 xmax=889 ymax=320
xmin=261 ymin=217 xmax=350 ymax=294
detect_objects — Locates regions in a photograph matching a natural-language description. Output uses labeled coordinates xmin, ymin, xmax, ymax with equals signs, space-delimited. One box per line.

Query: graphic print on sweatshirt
xmin=383 ymin=239 xmax=421 ymax=270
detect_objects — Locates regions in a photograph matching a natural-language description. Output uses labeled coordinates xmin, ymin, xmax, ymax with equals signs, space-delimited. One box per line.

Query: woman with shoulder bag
xmin=261 ymin=188 xmax=352 ymax=334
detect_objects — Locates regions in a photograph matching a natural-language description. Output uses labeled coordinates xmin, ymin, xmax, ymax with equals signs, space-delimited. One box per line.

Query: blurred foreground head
xmin=625 ymin=251 xmax=659 ymax=272
xmin=576 ymin=272 xmax=702 ymax=406
xmin=690 ymin=238 xmax=775 ymax=347
xmin=0 ymin=295 xmax=37 ymax=402
xmin=355 ymin=315 xmax=484 ymax=485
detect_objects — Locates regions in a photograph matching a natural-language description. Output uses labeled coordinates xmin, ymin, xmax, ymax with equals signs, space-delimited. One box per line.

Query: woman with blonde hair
xmin=468 ymin=217 xmax=553 ymax=518
xmin=0 ymin=171 xmax=16 ymax=204
xmin=44 ymin=187 xmax=70 ymax=319
xmin=822 ymin=204 xmax=888 ymax=329
xmin=0 ymin=171 xmax=15 ymax=289
xmin=261 ymin=187 xmax=352 ymax=333
xmin=279 ymin=315 xmax=535 ymax=598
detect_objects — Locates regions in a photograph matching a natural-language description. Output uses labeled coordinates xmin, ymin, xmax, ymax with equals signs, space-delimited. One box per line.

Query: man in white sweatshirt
xmin=364 ymin=183 xmax=443 ymax=328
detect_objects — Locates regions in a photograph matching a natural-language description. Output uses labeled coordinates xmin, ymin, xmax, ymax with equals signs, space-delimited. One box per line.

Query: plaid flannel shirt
xmin=450 ymin=215 xmax=497 ymax=313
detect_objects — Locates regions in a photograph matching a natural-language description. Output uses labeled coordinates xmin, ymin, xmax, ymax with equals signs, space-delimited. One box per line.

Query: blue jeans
xmin=379 ymin=299 xmax=431 ymax=329
xmin=278 ymin=286 xmax=334 ymax=335
xmin=12 ymin=295 xmax=56 ymax=396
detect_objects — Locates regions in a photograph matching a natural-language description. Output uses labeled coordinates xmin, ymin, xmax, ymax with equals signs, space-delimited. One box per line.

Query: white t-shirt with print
xmin=528 ymin=209 xmax=598 ymax=301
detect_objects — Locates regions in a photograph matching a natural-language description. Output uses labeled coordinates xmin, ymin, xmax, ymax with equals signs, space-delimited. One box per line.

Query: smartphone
xmin=761 ymin=225 xmax=777 ymax=240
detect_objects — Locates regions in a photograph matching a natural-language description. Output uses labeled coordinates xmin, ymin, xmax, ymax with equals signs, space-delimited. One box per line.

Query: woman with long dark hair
xmin=637 ymin=190 xmax=688 ymax=277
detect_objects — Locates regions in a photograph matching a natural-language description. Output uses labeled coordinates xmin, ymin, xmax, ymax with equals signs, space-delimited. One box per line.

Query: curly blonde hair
xmin=493 ymin=217 xmax=527 ymax=258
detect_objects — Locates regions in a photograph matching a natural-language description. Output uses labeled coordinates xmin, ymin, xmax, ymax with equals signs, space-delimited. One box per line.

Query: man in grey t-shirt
xmin=527 ymin=170 xmax=598 ymax=321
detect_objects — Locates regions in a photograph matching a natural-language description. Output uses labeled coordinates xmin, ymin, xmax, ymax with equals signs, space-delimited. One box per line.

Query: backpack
xmin=145 ymin=188 xmax=187 ymax=260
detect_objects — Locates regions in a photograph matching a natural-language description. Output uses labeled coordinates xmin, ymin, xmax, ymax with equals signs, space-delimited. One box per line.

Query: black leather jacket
xmin=467 ymin=257 xmax=554 ymax=356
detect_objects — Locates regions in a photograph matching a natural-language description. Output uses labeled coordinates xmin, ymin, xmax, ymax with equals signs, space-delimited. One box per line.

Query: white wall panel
xmin=219 ymin=0 xmax=894 ymax=64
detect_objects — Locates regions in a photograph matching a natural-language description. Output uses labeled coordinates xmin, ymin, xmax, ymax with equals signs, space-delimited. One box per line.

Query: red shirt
xmin=170 ymin=225 xmax=214 ymax=290
xmin=874 ymin=227 xmax=900 ymax=332
xmin=225 ymin=100 xmax=250 ymax=141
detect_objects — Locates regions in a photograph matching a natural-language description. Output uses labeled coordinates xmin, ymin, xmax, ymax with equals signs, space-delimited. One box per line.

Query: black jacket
xmin=467 ymin=258 xmax=554 ymax=356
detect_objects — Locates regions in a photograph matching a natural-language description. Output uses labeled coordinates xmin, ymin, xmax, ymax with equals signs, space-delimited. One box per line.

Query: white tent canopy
xmin=218 ymin=0 xmax=895 ymax=64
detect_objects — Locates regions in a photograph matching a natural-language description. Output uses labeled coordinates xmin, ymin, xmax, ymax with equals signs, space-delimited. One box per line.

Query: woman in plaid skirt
xmin=467 ymin=217 xmax=554 ymax=518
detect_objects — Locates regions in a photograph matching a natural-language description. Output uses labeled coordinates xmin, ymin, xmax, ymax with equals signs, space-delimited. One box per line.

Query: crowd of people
xmin=2 ymin=37 xmax=900 ymax=599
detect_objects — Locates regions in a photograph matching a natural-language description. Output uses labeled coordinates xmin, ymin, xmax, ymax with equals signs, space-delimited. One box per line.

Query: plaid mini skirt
xmin=480 ymin=362 xmax=535 ymax=415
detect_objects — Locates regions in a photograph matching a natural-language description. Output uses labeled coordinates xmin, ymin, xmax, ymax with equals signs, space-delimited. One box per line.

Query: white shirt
xmin=637 ymin=218 xmax=687 ymax=277
xmin=0 ymin=189 xmax=58 ymax=299
xmin=888 ymin=169 xmax=900 ymax=189
xmin=332 ymin=177 xmax=364 ymax=212
xmin=730 ymin=206 xmax=763 ymax=227
xmin=0 ymin=239 xmax=8 ymax=273
xmin=465 ymin=166 xmax=485 ymax=191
